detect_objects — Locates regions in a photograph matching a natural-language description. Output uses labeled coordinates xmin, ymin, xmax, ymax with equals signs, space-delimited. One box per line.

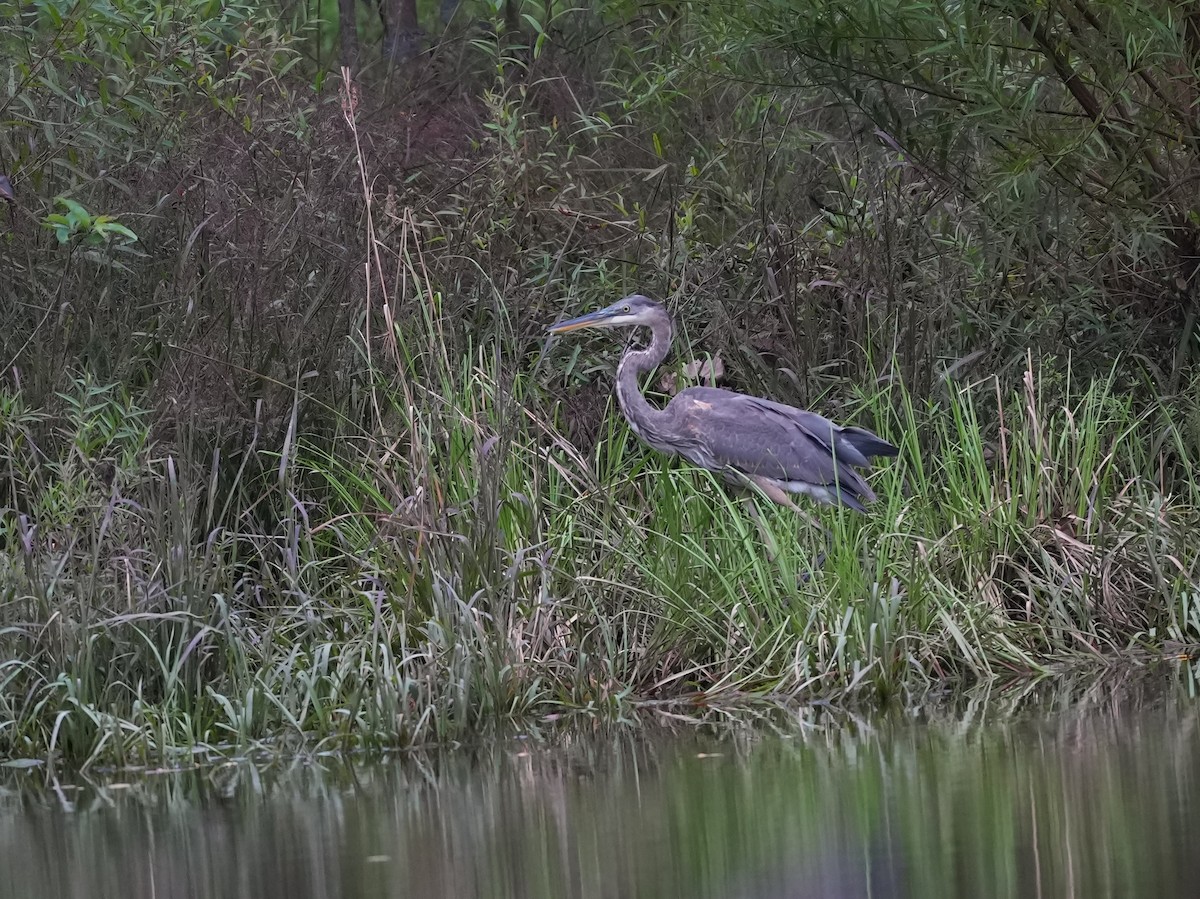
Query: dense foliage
xmin=0 ymin=0 xmax=1197 ymax=766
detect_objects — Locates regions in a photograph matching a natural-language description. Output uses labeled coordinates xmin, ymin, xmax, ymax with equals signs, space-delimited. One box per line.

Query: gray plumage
xmin=549 ymin=295 xmax=898 ymax=514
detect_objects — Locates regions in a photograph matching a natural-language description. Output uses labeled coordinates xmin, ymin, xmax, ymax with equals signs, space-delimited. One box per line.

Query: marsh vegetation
xmin=1 ymin=0 xmax=1198 ymax=766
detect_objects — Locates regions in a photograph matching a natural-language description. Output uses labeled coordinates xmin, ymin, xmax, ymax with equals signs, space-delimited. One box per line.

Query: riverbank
xmin=4 ymin=670 xmax=1198 ymax=899
xmin=2 ymin=325 xmax=1196 ymax=765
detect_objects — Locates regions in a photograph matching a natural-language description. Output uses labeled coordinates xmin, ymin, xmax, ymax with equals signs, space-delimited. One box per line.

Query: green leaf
xmin=95 ymin=221 xmax=138 ymax=242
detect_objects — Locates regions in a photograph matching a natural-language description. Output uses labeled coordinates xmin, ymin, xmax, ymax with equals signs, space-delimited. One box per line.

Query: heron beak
xmin=548 ymin=307 xmax=619 ymax=334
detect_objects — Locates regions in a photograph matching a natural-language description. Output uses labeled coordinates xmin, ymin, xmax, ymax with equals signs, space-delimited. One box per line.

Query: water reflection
xmin=2 ymin=670 xmax=1199 ymax=899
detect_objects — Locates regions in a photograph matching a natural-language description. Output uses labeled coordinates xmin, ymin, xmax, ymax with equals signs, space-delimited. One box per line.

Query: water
xmin=2 ymin=672 xmax=1199 ymax=899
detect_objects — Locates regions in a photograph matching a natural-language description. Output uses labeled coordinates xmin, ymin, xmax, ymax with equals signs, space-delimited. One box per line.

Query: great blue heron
xmin=548 ymin=295 xmax=898 ymax=518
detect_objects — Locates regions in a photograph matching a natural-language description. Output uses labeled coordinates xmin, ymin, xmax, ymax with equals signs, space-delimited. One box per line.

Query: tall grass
xmin=1 ymin=259 xmax=1197 ymax=765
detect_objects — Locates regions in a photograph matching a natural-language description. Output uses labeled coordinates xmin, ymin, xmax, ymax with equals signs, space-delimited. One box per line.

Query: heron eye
xmin=622 ymin=304 xmax=631 ymax=313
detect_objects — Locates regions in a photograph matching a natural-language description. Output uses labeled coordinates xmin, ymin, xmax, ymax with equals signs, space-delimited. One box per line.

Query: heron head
xmin=548 ymin=294 xmax=664 ymax=334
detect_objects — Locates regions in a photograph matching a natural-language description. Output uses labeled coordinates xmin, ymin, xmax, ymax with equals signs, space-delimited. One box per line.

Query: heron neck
xmin=615 ymin=316 xmax=672 ymax=430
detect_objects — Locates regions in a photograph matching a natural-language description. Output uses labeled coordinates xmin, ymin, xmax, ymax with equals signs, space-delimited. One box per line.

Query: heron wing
xmin=746 ymin=395 xmax=899 ymax=463
xmin=664 ymin=387 xmax=877 ymax=503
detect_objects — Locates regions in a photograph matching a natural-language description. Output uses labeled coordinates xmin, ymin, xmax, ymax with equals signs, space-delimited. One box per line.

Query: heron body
xmin=549 ymin=295 xmax=898 ymax=515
